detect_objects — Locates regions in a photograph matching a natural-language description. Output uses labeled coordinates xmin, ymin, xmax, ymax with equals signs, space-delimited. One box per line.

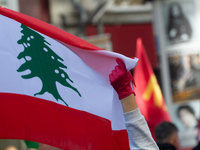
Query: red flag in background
xmin=134 ymin=38 xmax=171 ymax=138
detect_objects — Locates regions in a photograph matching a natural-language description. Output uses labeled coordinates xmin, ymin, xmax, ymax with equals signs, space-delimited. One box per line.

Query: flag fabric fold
xmin=0 ymin=7 xmax=138 ymax=150
xmin=134 ymin=38 xmax=171 ymax=138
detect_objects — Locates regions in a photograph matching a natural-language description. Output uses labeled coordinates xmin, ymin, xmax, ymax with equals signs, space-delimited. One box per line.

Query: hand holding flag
xmin=110 ymin=59 xmax=159 ymax=150
xmin=109 ymin=58 xmax=135 ymax=100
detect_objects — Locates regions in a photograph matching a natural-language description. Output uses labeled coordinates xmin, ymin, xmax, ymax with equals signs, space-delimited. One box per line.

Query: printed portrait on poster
xmin=162 ymin=0 xmax=196 ymax=46
xmin=168 ymin=52 xmax=200 ymax=102
xmin=172 ymin=101 xmax=200 ymax=148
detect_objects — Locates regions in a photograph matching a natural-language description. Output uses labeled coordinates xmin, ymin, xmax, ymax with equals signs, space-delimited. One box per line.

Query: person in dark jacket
xmin=155 ymin=122 xmax=179 ymax=150
xmin=193 ymin=142 xmax=200 ymax=150
xmin=193 ymin=130 xmax=200 ymax=150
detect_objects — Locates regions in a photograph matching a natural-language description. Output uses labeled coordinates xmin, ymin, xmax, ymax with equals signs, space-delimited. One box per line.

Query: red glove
xmin=109 ymin=58 xmax=135 ymax=100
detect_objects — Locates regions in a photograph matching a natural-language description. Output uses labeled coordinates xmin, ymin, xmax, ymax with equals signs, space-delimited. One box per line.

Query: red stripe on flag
xmin=0 ymin=7 xmax=101 ymax=51
xmin=0 ymin=93 xmax=129 ymax=150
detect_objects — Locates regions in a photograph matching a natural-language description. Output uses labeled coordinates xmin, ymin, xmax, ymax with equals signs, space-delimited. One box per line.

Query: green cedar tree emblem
xmin=17 ymin=24 xmax=81 ymax=106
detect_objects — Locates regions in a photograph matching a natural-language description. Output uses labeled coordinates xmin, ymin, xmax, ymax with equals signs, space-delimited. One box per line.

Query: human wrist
xmin=120 ymin=94 xmax=138 ymax=113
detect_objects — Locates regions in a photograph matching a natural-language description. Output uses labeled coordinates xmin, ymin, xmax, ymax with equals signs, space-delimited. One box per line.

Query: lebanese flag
xmin=0 ymin=7 xmax=138 ymax=150
xmin=134 ymin=38 xmax=171 ymax=139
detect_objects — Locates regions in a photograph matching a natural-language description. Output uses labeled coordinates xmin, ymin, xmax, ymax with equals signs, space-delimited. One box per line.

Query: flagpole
xmin=153 ymin=0 xmax=174 ymax=118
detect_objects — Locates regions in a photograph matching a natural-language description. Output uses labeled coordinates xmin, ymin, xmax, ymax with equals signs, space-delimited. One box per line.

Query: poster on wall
xmin=171 ymin=100 xmax=200 ymax=148
xmin=168 ymin=51 xmax=200 ymax=102
xmin=162 ymin=0 xmax=197 ymax=47
xmin=158 ymin=0 xmax=200 ymax=148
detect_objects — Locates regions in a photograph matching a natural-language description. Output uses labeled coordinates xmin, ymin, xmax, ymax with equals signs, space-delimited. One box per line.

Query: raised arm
xmin=109 ymin=58 xmax=138 ymax=112
xmin=109 ymin=58 xmax=159 ymax=150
